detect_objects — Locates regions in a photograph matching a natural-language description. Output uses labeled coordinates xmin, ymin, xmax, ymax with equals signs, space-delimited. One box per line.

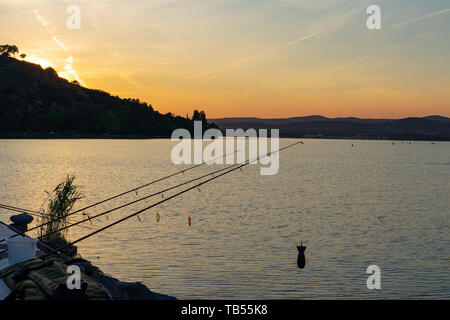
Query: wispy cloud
xmin=220 ymin=56 xmax=363 ymax=103
xmin=59 ymin=56 xmax=86 ymax=86
xmin=52 ymin=36 xmax=68 ymax=51
xmin=257 ymin=32 xmax=318 ymax=55
xmin=333 ymin=58 xmax=361 ymax=69
xmin=391 ymin=8 xmax=450 ymax=29
xmin=32 ymin=8 xmax=85 ymax=85
xmin=32 ymin=9 xmax=50 ymax=28
xmin=176 ymin=32 xmax=318 ymax=82
xmin=114 ymin=69 xmax=142 ymax=89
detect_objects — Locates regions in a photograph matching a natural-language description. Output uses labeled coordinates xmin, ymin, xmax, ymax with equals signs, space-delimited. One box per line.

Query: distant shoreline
xmin=0 ymin=132 xmax=448 ymax=142
xmin=0 ymin=133 xmax=170 ymax=139
xmin=209 ymin=115 xmax=450 ymax=142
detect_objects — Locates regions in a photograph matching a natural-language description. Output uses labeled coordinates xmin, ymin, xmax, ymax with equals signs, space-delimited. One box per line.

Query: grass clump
xmin=37 ymin=174 xmax=84 ymax=256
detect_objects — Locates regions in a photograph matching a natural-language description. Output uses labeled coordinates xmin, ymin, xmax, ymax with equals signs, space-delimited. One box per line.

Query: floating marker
xmin=0 ymin=150 xmax=244 ymax=250
xmin=156 ymin=212 xmax=160 ymax=222
xmin=161 ymin=193 xmax=164 ymax=198
xmin=135 ymin=191 xmax=138 ymax=195
xmin=25 ymin=143 xmax=300 ymax=261
xmin=83 ymin=212 xmax=93 ymax=225
xmin=297 ymin=241 xmax=306 ymax=269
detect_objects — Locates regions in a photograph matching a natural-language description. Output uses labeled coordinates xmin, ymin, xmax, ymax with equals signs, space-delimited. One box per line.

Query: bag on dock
xmin=0 ymin=258 xmax=112 ymax=300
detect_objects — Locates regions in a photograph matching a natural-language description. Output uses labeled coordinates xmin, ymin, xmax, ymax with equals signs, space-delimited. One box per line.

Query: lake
xmin=0 ymin=138 xmax=449 ymax=299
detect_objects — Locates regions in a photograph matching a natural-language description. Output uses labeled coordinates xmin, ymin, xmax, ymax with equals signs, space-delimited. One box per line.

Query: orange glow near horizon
xmin=23 ymin=55 xmax=54 ymax=69
xmin=2 ymin=1 xmax=449 ymax=119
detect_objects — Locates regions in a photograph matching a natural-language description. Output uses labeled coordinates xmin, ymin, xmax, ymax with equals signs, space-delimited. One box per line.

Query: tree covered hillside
xmin=0 ymin=49 xmax=214 ymax=137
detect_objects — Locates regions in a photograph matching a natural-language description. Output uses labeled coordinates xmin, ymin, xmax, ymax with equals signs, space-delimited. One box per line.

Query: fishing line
xmin=40 ymin=141 xmax=301 ymax=259
xmin=0 ymin=150 xmax=239 ymax=243
xmin=12 ymin=141 xmax=296 ymax=241
xmin=0 ymin=161 xmax=244 ymax=251
xmin=0 ymin=204 xmax=45 ymax=218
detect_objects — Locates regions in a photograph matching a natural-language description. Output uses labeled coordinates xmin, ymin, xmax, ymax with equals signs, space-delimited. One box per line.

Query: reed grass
xmin=37 ymin=174 xmax=84 ymax=255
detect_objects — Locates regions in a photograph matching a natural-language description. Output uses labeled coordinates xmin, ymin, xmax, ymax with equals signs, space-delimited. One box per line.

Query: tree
xmin=192 ymin=109 xmax=201 ymax=121
xmin=192 ymin=109 xmax=207 ymax=122
xmin=0 ymin=44 xmax=19 ymax=57
xmin=20 ymin=53 xmax=26 ymax=60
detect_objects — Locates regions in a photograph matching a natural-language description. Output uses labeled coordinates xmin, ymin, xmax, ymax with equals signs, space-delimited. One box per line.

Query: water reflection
xmin=0 ymin=139 xmax=449 ymax=299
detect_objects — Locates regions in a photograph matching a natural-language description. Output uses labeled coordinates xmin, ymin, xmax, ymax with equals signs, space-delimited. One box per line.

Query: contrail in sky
xmin=33 ymin=9 xmax=50 ymax=28
xmin=52 ymin=36 xmax=68 ymax=51
xmin=176 ymin=32 xmax=318 ymax=82
xmin=391 ymin=8 xmax=450 ymax=28
xmin=32 ymin=9 xmax=85 ymax=86
xmin=257 ymin=32 xmax=318 ymax=55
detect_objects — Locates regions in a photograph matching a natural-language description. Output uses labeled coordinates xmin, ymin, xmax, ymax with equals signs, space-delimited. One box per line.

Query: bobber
xmin=297 ymin=241 xmax=306 ymax=269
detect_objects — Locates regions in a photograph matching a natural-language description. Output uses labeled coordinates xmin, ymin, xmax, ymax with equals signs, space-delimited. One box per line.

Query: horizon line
xmin=209 ymin=114 xmax=450 ymax=120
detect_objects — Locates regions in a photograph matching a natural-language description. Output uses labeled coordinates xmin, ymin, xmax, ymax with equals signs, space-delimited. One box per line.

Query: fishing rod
xmin=0 ymin=150 xmax=239 ymax=243
xmin=28 ymin=140 xmax=303 ymax=240
xmin=40 ymin=141 xmax=301 ymax=260
xmin=0 ymin=146 xmax=268 ymax=250
xmin=0 ymin=204 xmax=45 ymax=217
xmin=0 ymin=162 xmax=243 ymax=254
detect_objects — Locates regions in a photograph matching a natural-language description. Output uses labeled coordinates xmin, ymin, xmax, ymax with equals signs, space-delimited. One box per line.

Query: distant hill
xmin=211 ymin=115 xmax=450 ymax=140
xmin=0 ymin=54 xmax=215 ymax=138
xmin=424 ymin=115 xmax=450 ymax=123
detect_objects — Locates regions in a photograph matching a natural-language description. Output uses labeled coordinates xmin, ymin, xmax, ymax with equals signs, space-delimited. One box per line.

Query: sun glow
xmin=24 ymin=55 xmax=53 ymax=69
xmin=58 ymin=56 xmax=85 ymax=86
xmin=5 ymin=1 xmax=449 ymax=118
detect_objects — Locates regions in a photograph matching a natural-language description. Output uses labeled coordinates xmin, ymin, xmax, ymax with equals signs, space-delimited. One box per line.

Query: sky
xmin=1 ymin=0 xmax=449 ymax=118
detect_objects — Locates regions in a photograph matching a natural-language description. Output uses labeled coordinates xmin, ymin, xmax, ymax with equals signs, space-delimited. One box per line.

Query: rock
xmin=66 ymin=257 xmax=176 ymax=300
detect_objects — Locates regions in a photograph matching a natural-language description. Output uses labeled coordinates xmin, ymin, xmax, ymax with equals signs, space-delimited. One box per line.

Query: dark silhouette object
xmin=0 ymin=44 xmax=18 ymax=57
xmin=0 ymin=52 xmax=218 ymax=138
xmin=297 ymin=241 xmax=306 ymax=269
xmin=54 ymin=280 xmax=88 ymax=300
xmin=9 ymin=213 xmax=34 ymax=233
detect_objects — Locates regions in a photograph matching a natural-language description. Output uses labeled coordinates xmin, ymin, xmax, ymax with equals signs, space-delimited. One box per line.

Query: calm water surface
xmin=0 ymin=139 xmax=449 ymax=299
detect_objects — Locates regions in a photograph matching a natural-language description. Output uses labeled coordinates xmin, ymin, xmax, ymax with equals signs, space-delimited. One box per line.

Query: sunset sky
xmin=1 ymin=0 xmax=449 ymax=118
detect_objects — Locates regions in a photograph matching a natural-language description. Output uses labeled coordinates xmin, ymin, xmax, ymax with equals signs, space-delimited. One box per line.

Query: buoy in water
xmin=297 ymin=241 xmax=306 ymax=269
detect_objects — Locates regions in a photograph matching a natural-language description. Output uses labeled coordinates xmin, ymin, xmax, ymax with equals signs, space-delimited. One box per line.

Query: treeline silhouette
xmin=0 ymin=48 xmax=216 ymax=138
